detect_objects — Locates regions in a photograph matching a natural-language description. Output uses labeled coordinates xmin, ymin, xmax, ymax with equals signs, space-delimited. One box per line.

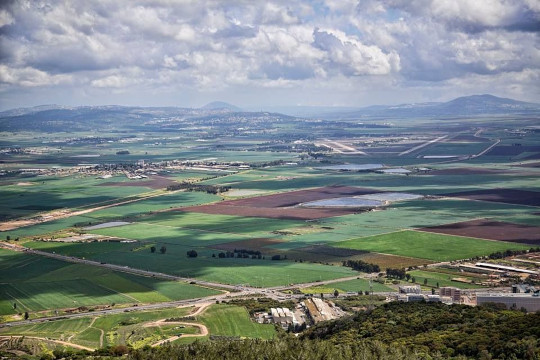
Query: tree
xmin=406 ymin=274 xmax=411 ymax=282
xmin=423 ymin=278 xmax=428 ymax=286
xmin=13 ymin=303 xmax=16 ymax=310
xmin=412 ymin=277 xmax=416 ymax=283
xmin=436 ymin=282 xmax=439 ymax=288
xmin=150 ymin=246 xmax=156 ymax=253
xmin=218 ymin=252 xmax=226 ymax=258
xmin=24 ymin=312 xmax=29 ymax=320
xmin=431 ymin=288 xmax=435 ymax=295
xmin=333 ymin=289 xmax=339 ymax=298
xmin=187 ymin=250 xmax=198 ymax=258
xmin=160 ymin=246 xmax=167 ymax=254
xmin=6 ymin=235 xmax=10 ymax=241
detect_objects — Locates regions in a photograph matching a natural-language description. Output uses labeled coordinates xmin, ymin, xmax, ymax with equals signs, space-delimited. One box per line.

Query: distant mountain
xmin=201 ymin=101 xmax=242 ymax=112
xmin=319 ymin=94 xmax=540 ymax=119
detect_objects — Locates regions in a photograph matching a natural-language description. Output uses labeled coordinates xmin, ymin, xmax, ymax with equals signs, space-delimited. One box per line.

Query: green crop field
xmin=22 ymin=241 xmax=358 ymax=287
xmin=197 ymin=304 xmax=275 ymax=339
xmin=0 ymin=248 xmax=220 ymax=317
xmin=335 ymin=230 xmax=530 ymax=261
xmin=301 ymin=278 xmax=393 ymax=294
xmin=140 ymin=211 xmax=305 ymax=236
xmin=84 ymin=192 xmax=221 ymax=221
xmin=87 ymin=222 xmax=252 ymax=246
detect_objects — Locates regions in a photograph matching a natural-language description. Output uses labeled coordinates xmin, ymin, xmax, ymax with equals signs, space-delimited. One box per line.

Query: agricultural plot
xmin=197 ymin=304 xmax=275 ymax=339
xmin=406 ymin=270 xmax=486 ymax=289
xmin=139 ymin=211 xmax=305 ymax=236
xmin=24 ymin=240 xmax=358 ymax=287
xmin=443 ymin=188 xmax=540 ymax=207
xmin=0 ymin=248 xmax=220 ymax=316
xmin=179 ymin=186 xmax=379 ymax=220
xmin=420 ymin=219 xmax=540 ymax=245
xmin=0 ymin=175 xmax=152 ymax=221
xmin=301 ymin=278 xmax=393 ymax=294
xmin=335 ymin=230 xmax=530 ymax=262
xmin=88 ymin=222 xmax=253 ymax=246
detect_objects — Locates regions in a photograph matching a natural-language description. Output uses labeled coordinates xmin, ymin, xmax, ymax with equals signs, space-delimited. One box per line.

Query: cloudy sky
xmin=0 ymin=0 xmax=539 ymax=110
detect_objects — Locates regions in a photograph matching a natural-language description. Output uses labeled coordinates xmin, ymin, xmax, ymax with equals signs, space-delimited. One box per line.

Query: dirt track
xmin=0 ymin=336 xmax=94 ymax=351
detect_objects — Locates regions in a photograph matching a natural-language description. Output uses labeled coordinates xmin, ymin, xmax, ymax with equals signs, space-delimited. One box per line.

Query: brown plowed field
xmin=178 ymin=186 xmax=378 ymax=220
xmin=99 ymin=176 xmax=178 ymax=189
xmin=218 ymin=186 xmax=380 ymax=208
xmin=420 ymin=219 xmax=540 ymax=245
xmin=179 ymin=204 xmax=357 ymax=220
xmin=443 ymin=189 xmax=540 ymax=207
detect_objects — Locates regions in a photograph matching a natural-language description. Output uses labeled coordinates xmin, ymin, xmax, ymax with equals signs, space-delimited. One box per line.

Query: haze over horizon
xmin=0 ymin=0 xmax=539 ymax=111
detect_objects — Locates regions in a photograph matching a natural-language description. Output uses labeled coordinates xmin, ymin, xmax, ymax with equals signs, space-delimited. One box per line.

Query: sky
xmin=0 ymin=0 xmax=539 ymax=110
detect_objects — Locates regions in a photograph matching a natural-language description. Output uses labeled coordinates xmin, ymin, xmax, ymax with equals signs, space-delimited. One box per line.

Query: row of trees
xmin=385 ymin=268 xmax=406 ymax=279
xmin=166 ymin=182 xmax=231 ymax=194
xmin=342 ymin=259 xmax=380 ymax=273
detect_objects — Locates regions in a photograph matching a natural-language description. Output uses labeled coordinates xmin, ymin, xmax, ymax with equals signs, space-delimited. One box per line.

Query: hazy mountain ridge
xmin=1 ymin=95 xmax=538 ymax=132
xmin=320 ymin=94 xmax=540 ymax=119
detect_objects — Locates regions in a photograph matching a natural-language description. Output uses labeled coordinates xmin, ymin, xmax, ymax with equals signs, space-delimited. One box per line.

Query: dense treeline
xmin=385 ymin=267 xmax=406 ymax=279
xmin=342 ymin=259 xmax=380 ymax=273
xmin=166 ymin=183 xmax=231 ymax=194
xmin=303 ymin=302 xmax=540 ymax=359
xmin=487 ymin=247 xmax=540 ymax=259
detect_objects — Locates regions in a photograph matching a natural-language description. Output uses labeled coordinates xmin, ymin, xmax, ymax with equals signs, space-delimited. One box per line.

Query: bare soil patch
xmin=443 ymin=188 xmax=540 ymax=207
xmin=219 ymin=186 xmax=380 ymax=208
xmin=99 ymin=175 xmax=178 ymax=189
xmin=420 ymin=219 xmax=540 ymax=245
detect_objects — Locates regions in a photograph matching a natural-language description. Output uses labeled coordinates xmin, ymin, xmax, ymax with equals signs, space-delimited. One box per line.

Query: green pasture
xmin=198 ymin=304 xmax=275 ymax=339
xmin=335 ymin=230 xmax=530 ymax=262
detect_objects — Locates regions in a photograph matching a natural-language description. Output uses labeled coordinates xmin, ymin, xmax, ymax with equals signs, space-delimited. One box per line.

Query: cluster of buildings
xmin=256 ymin=298 xmax=345 ymax=330
xmin=397 ymin=284 xmax=540 ymax=312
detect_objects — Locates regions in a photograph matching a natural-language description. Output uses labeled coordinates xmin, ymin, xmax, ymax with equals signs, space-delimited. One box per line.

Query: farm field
xmin=301 ymin=278 xmax=394 ymax=294
xmin=139 ymin=211 xmax=306 ymax=236
xmin=406 ymin=270 xmax=486 ymax=289
xmin=420 ymin=219 xmax=540 ymax=245
xmin=197 ymin=304 xmax=276 ymax=339
xmin=334 ymin=230 xmax=530 ymax=262
xmin=23 ymin=240 xmax=358 ymax=287
xmin=0 ymin=248 xmax=221 ymax=318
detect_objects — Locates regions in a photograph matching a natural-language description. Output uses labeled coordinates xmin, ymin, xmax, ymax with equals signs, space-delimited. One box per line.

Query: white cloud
xmin=0 ymin=0 xmax=538 ymax=108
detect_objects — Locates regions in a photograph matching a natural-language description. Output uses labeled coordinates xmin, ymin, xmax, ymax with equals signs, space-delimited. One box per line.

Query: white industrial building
xmin=476 ymin=293 xmax=540 ymax=312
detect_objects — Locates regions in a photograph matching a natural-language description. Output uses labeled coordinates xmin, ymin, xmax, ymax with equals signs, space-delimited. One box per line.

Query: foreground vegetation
xmin=2 ymin=302 xmax=538 ymax=359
